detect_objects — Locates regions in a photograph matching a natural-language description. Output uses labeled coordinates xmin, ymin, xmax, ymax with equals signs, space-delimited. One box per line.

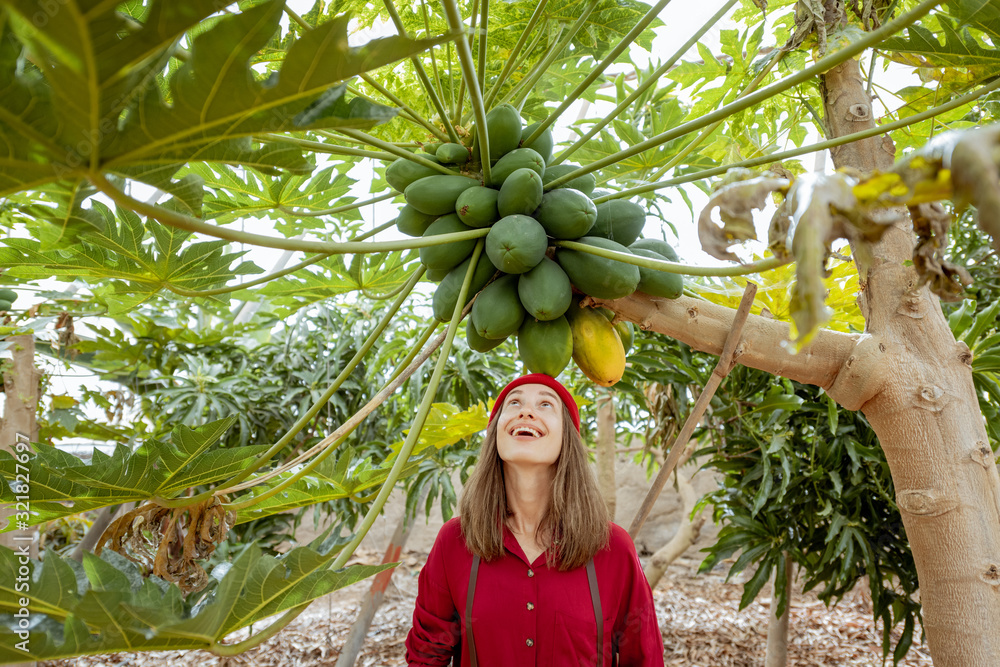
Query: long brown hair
xmin=458 ymin=406 xmax=610 ymax=570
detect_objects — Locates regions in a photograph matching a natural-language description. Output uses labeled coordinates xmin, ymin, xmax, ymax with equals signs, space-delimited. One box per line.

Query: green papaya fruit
xmin=518 ymin=316 xmax=573 ymax=377
xmin=425 ymin=267 xmax=451 ymax=282
xmin=629 ymin=237 xmax=680 ymax=261
xmin=386 ymin=156 xmax=442 ymax=192
xmin=0 ymin=300 xmax=10 ymax=311
xmin=394 ymin=205 xmax=437 ymax=237
xmin=556 ymin=236 xmax=641 ymax=299
xmin=436 ymin=142 xmax=470 ymax=164
xmin=456 ymin=186 xmax=501 ymax=228
xmin=467 ymin=316 xmax=508 ymax=352
xmin=497 ymin=168 xmax=544 ymax=218
xmin=591 ymin=200 xmax=646 ymax=246
xmin=486 ymin=215 xmax=548 ymax=274
xmin=518 ymin=257 xmax=572 ymax=321
xmin=0 ymin=288 xmax=16 ymax=303
xmin=419 ymin=214 xmax=477 ymax=271
xmin=433 ymin=254 xmax=498 ymax=322
xmin=405 ymin=175 xmax=481 ymax=215
xmin=490 ymin=148 xmax=545 ymax=186
xmin=485 ymin=103 xmax=523 ymax=160
xmin=423 ymin=142 xmax=443 ymax=154
xmin=614 ymin=320 xmax=634 ymax=354
xmin=472 ymin=274 xmax=525 ymax=339
xmin=533 ymin=189 xmax=597 ymax=239
xmin=630 ymin=248 xmax=684 ymax=299
xmin=542 ymin=164 xmax=596 ymax=196
xmin=521 ymin=122 xmax=553 ymax=164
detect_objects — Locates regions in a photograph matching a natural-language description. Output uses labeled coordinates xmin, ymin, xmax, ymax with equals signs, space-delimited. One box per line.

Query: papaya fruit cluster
xmin=0 ymin=288 xmax=16 ymax=312
xmin=388 ymin=104 xmax=684 ymax=386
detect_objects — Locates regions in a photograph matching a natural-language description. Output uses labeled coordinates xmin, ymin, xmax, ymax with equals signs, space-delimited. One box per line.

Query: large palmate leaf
xmin=191 ymin=163 xmax=369 ymax=232
xmin=0 ymin=417 xmax=270 ymax=530
xmin=0 ymin=202 xmax=262 ymax=314
xmin=235 ymin=402 xmax=486 ymax=523
xmin=0 ymin=0 xmax=447 ymax=195
xmin=0 ymin=542 xmax=390 ymax=662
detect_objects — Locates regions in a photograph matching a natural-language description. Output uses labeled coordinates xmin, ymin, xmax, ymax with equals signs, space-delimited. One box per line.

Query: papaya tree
xmin=0 ymin=0 xmax=999 ymax=665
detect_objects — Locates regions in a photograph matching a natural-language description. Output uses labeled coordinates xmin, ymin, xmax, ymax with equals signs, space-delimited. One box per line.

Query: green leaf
xmin=0 ymin=417 xmax=272 ymax=529
xmin=0 ymin=1 xmax=445 ymax=196
xmin=0 ymin=204 xmax=262 ymax=296
xmin=739 ymin=554 xmax=776 ymax=610
xmin=0 ymin=542 xmax=390 ymax=661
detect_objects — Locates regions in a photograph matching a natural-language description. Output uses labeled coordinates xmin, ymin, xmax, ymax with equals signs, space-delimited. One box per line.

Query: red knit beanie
xmin=488 ymin=373 xmax=581 ymax=432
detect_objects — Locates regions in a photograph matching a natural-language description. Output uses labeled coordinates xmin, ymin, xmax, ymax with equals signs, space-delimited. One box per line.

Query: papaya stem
xmin=506 ymin=0 xmax=601 ymax=109
xmin=477 ymin=0 xmax=489 ymax=99
xmin=358 ymin=74 xmax=449 ymax=142
xmin=551 ymin=0 xmax=739 ymax=166
xmin=502 ymin=3 xmax=589 ymax=110
xmin=647 ymin=50 xmax=786 ymax=182
xmin=420 ymin=0 xmax=450 ymax=121
xmin=328 ymin=241 xmax=485 ymax=571
xmin=451 ymin=0 xmax=479 ymax=128
xmin=212 ymin=603 xmax=308 ymax=655
xmin=92 ymin=171 xmax=489 ymax=253
xmin=593 ymin=76 xmax=1000 ymax=203
xmin=442 ymin=0 xmax=491 ymax=185
xmin=522 ymin=0 xmax=673 ymax=148
xmin=278 ymin=193 xmax=399 ymax=218
xmin=264 ymin=133 xmax=392 ymax=161
xmin=483 ymin=0 xmax=550 ymax=109
xmin=167 ymin=254 xmax=328 ymax=298
xmin=543 ymin=0 xmax=942 ymax=190
xmin=218 ymin=266 xmax=427 ymax=495
xmin=330 ymin=129 xmax=459 ymax=176
xmin=382 ymin=0 xmax=463 ymax=144
xmin=554 ymin=240 xmax=789 ymax=276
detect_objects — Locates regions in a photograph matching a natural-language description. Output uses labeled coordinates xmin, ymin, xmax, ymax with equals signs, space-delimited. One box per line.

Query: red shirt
xmin=405 ymin=517 xmax=665 ymax=666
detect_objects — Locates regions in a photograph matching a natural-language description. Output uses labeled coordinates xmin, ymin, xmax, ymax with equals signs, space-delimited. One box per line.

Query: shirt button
xmin=527 ymin=569 xmax=534 ymax=578
xmin=526 ymin=639 xmax=534 ymax=647
xmin=527 ymin=602 xmax=534 ymax=611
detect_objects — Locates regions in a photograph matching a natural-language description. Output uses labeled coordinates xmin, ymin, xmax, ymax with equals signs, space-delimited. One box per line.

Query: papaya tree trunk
xmin=820 ymin=54 xmax=1000 ymax=666
xmin=595 ymin=390 xmax=617 ymax=519
xmin=600 ymin=54 xmax=1000 ymax=662
xmin=643 ymin=449 xmax=705 ymax=588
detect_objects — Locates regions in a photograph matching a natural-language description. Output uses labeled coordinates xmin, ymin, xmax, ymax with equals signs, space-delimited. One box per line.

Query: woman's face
xmin=495 ymin=383 xmax=564 ymax=468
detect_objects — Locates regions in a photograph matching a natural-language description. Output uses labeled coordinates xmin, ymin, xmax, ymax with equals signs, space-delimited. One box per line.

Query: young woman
xmin=405 ymin=373 xmax=665 ymax=666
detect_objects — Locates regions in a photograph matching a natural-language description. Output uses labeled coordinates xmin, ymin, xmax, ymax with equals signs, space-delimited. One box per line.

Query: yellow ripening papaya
xmin=566 ymin=304 xmax=626 ymax=387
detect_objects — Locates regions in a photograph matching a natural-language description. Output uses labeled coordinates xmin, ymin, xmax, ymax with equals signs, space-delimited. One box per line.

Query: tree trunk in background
xmin=643 ymin=460 xmax=704 ymax=588
xmin=820 ymin=49 xmax=1000 ymax=665
xmin=595 ymin=390 xmax=617 ymax=520
xmin=0 ymin=335 xmax=40 ymax=667
xmin=764 ymin=553 xmax=792 ymax=667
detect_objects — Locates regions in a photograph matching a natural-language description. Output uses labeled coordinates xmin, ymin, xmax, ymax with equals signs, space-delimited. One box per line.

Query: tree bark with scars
xmin=598 ymin=25 xmax=1000 ymax=667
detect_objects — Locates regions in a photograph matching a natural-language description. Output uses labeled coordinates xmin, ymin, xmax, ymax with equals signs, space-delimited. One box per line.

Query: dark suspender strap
xmin=586 ymin=558 xmax=603 ymax=667
xmin=466 ymin=555 xmax=480 ymax=667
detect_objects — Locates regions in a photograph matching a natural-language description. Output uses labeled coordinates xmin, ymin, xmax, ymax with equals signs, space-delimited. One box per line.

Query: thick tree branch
xmin=596 ymin=293 xmax=865 ymax=402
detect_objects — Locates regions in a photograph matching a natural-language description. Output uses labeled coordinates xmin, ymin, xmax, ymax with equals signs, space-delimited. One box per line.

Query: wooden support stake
xmin=627 ymin=283 xmax=757 ymax=540
xmin=334 ymin=506 xmax=418 ymax=667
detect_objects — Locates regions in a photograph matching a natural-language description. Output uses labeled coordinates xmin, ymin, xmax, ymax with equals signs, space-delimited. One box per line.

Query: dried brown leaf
xmin=698 ymin=176 xmax=790 ymax=261
xmin=950 ymin=125 xmax=1000 ymax=256
xmin=96 ymin=497 xmax=236 ymax=593
xmin=910 ymin=202 xmax=972 ymax=301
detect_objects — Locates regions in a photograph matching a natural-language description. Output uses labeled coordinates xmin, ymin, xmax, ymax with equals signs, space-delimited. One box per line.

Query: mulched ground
xmin=42 ymin=551 xmax=932 ymax=667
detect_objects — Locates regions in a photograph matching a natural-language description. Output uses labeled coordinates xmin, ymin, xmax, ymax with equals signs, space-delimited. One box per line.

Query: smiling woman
xmin=405 ymin=374 xmax=665 ymax=666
